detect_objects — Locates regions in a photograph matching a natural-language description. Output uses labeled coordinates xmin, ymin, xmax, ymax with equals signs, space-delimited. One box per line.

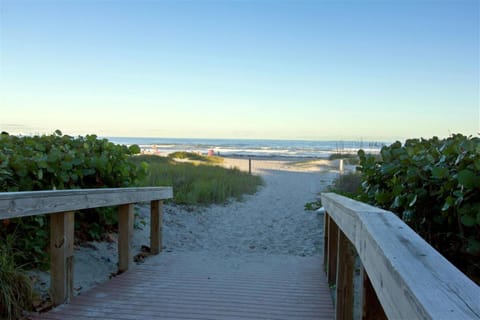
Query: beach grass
xmin=133 ymin=155 xmax=263 ymax=205
xmin=0 ymin=234 xmax=34 ymax=319
xmin=167 ymin=151 xmax=224 ymax=164
xmin=329 ymin=171 xmax=362 ymax=197
xmin=328 ymin=153 xmax=359 ymax=165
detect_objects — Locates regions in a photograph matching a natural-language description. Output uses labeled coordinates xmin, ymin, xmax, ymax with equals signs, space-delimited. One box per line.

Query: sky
xmin=0 ymin=0 xmax=478 ymax=141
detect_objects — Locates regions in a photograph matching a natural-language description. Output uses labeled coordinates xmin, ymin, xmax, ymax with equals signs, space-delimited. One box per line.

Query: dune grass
xmin=133 ymin=155 xmax=263 ymax=205
xmin=167 ymin=151 xmax=224 ymax=164
xmin=0 ymin=234 xmax=34 ymax=320
xmin=328 ymin=153 xmax=359 ymax=165
xmin=329 ymin=171 xmax=363 ymax=197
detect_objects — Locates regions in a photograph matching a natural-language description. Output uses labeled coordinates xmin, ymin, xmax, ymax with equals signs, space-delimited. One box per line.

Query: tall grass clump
xmin=133 ymin=155 xmax=262 ymax=205
xmin=0 ymin=235 xmax=34 ymax=319
xmin=328 ymin=153 xmax=359 ymax=165
xmin=329 ymin=171 xmax=362 ymax=197
xmin=168 ymin=151 xmax=224 ymax=164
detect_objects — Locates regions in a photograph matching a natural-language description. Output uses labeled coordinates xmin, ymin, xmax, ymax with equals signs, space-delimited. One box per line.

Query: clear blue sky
xmin=0 ymin=0 xmax=478 ymax=141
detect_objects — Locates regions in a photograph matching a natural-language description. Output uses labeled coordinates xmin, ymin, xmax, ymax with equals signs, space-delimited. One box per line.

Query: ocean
xmin=106 ymin=137 xmax=387 ymax=158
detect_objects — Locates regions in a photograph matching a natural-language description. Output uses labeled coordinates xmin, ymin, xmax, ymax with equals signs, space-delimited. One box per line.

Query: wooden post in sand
xmin=335 ymin=228 xmax=355 ymax=319
xmin=249 ymin=158 xmax=252 ymax=174
xmin=150 ymin=200 xmax=163 ymax=254
xmin=118 ymin=204 xmax=134 ymax=273
xmin=50 ymin=211 xmax=75 ymax=305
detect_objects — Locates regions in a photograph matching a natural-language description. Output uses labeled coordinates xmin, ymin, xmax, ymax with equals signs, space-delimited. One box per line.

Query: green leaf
xmin=402 ymin=210 xmax=414 ymax=222
xmin=381 ymin=164 xmax=396 ymax=175
xmin=475 ymin=159 xmax=480 ymax=171
xmin=408 ymin=194 xmax=417 ymax=207
xmin=457 ymin=170 xmax=479 ymax=188
xmin=460 ymin=215 xmax=477 ymax=227
xmin=392 ymin=195 xmax=403 ymax=208
xmin=467 ymin=238 xmax=480 ymax=254
xmin=431 ymin=167 xmax=449 ymax=179
xmin=442 ymin=196 xmax=454 ymax=211
xmin=374 ymin=191 xmax=391 ymax=204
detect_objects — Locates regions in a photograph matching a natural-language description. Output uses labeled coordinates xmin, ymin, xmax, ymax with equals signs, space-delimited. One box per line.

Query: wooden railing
xmin=321 ymin=192 xmax=480 ymax=320
xmin=0 ymin=187 xmax=173 ymax=306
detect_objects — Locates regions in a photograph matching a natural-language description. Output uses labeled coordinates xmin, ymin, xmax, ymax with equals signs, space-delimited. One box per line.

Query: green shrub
xmin=0 ymin=131 xmax=145 ymax=268
xmin=0 ymin=234 xmax=34 ymax=319
xmin=358 ymin=134 xmax=480 ymax=282
xmin=133 ymin=155 xmax=262 ymax=205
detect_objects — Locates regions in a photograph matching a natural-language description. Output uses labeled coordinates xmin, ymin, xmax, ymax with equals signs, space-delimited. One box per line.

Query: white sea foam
xmin=107 ymin=137 xmax=386 ymax=158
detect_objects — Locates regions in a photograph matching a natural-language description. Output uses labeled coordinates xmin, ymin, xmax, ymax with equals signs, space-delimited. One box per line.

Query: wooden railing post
xmin=323 ymin=212 xmax=329 ymax=270
xmin=335 ymin=229 xmax=355 ymax=320
xmin=327 ymin=216 xmax=338 ymax=286
xmin=150 ymin=200 xmax=163 ymax=254
xmin=118 ymin=204 xmax=134 ymax=273
xmin=50 ymin=211 xmax=74 ymax=306
xmin=360 ymin=264 xmax=387 ymax=320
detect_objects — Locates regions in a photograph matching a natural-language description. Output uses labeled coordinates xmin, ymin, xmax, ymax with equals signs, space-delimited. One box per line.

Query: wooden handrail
xmin=321 ymin=192 xmax=480 ymax=320
xmin=0 ymin=187 xmax=172 ymax=219
xmin=0 ymin=187 xmax=173 ymax=307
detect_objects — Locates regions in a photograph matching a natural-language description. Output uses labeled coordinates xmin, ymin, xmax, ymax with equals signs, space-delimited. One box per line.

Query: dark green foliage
xmin=0 ymin=131 xmax=145 ymax=268
xmin=358 ymin=134 xmax=480 ymax=282
xmin=133 ymin=155 xmax=262 ymax=205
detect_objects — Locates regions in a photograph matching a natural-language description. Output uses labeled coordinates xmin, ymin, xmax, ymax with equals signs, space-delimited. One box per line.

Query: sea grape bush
xmin=358 ymin=134 xmax=480 ymax=281
xmin=0 ymin=131 xmax=144 ymax=267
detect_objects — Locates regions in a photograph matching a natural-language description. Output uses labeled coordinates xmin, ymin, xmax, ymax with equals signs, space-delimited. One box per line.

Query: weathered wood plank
xmin=321 ymin=192 xmax=480 ymax=320
xmin=0 ymin=187 xmax=173 ymax=219
xmin=323 ymin=213 xmax=329 ymax=270
xmin=31 ymin=254 xmax=335 ymax=320
xmin=50 ymin=211 xmax=74 ymax=306
xmin=327 ymin=215 xmax=338 ymax=286
xmin=335 ymin=229 xmax=354 ymax=320
xmin=359 ymin=264 xmax=387 ymax=320
xmin=150 ymin=200 xmax=162 ymax=255
xmin=118 ymin=204 xmax=134 ymax=273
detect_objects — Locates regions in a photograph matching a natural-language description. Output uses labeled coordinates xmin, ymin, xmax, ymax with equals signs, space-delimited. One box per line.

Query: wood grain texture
xmin=150 ymin=200 xmax=162 ymax=255
xmin=335 ymin=229 xmax=355 ymax=320
xmin=321 ymin=192 xmax=480 ymax=320
xmin=0 ymin=187 xmax=173 ymax=219
xmin=360 ymin=264 xmax=387 ymax=320
xmin=31 ymin=253 xmax=334 ymax=320
xmin=327 ymin=215 xmax=338 ymax=286
xmin=50 ymin=211 xmax=74 ymax=306
xmin=323 ymin=213 xmax=329 ymax=270
xmin=118 ymin=204 xmax=134 ymax=273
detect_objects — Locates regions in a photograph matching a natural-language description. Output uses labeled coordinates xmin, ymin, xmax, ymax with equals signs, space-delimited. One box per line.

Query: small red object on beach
xmin=207 ymin=149 xmax=214 ymax=156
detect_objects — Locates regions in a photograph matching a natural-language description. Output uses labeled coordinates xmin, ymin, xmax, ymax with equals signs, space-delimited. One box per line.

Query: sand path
xmin=140 ymin=158 xmax=338 ymax=258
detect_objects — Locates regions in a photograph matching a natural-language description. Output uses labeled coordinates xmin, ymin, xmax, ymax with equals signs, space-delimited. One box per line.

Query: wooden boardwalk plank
xmin=32 ymin=253 xmax=334 ymax=320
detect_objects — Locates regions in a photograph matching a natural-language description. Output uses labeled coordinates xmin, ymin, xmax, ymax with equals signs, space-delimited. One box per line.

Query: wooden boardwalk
xmin=32 ymin=253 xmax=334 ymax=320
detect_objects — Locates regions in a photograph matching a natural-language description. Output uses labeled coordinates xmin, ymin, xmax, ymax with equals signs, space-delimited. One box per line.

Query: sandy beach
xmin=31 ymin=157 xmax=343 ymax=300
